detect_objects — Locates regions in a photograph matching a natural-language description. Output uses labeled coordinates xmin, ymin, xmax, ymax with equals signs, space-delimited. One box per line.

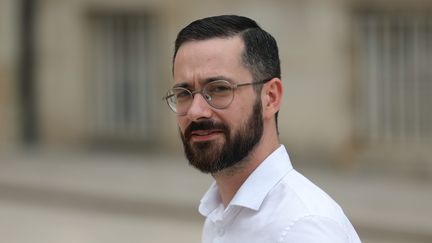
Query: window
xmin=87 ymin=13 xmax=158 ymax=140
xmin=354 ymin=12 xmax=432 ymax=144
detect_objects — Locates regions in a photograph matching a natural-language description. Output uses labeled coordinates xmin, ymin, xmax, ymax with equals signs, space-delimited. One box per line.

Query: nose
xmin=186 ymin=93 xmax=213 ymax=121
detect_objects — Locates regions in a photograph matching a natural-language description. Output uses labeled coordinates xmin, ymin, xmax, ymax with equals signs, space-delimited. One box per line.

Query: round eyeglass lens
xmin=204 ymin=81 xmax=234 ymax=108
xmin=169 ymin=88 xmax=192 ymax=114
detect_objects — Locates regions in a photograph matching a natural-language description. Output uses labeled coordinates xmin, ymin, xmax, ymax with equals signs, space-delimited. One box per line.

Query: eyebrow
xmin=173 ymin=76 xmax=234 ymax=89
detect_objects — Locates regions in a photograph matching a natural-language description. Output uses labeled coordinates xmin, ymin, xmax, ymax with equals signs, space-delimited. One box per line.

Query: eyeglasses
xmin=163 ymin=79 xmax=271 ymax=115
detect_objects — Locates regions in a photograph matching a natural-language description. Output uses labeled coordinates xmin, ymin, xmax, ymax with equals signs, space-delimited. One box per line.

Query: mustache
xmin=184 ymin=120 xmax=228 ymax=140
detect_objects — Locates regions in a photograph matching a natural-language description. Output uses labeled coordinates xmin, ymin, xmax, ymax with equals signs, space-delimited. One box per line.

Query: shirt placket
xmin=210 ymin=206 xmax=242 ymax=243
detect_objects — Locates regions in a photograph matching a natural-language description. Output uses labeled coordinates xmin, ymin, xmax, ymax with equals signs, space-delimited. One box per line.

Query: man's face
xmin=173 ymin=36 xmax=264 ymax=174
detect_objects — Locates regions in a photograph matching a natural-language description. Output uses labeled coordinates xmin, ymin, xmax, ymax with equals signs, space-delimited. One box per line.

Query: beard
xmin=180 ymin=98 xmax=263 ymax=174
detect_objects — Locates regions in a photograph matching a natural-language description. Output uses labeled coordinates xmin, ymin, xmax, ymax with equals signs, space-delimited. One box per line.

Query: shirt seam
xmin=278 ymin=215 xmax=349 ymax=242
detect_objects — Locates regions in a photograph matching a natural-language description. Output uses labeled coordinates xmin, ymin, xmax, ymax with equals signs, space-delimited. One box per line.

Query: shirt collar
xmin=198 ymin=181 xmax=221 ymax=217
xmin=199 ymin=145 xmax=293 ymax=216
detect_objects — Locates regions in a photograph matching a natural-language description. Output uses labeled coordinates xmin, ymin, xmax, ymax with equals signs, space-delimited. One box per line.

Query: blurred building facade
xmin=1 ymin=0 xmax=431 ymax=175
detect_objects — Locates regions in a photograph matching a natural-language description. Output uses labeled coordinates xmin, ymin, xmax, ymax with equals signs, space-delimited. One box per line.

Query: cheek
xmin=176 ymin=117 xmax=188 ymax=133
xmin=223 ymin=109 xmax=246 ymax=130
xmin=230 ymin=100 xmax=258 ymax=128
xmin=234 ymin=98 xmax=255 ymax=118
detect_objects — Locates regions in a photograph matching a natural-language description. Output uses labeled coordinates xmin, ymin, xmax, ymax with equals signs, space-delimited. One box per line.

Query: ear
xmin=262 ymin=78 xmax=283 ymax=120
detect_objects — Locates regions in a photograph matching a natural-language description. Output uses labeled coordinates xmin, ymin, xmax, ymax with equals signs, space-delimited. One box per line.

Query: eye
xmin=206 ymin=82 xmax=232 ymax=95
xmin=174 ymin=89 xmax=191 ymax=101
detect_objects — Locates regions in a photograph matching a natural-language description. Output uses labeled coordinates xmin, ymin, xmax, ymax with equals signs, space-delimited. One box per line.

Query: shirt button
xmin=217 ymin=227 xmax=225 ymax=236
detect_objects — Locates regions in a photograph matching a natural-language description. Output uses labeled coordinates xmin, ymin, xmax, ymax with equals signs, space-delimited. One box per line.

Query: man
xmin=164 ymin=15 xmax=361 ymax=243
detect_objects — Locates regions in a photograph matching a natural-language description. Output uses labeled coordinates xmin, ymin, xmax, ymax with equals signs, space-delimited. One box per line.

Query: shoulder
xmin=261 ymin=170 xmax=361 ymax=242
xmin=266 ymin=169 xmax=344 ymax=220
xmin=278 ymin=215 xmax=360 ymax=243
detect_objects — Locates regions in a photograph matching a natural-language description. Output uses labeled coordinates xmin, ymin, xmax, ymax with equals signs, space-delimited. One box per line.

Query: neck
xmin=213 ymin=130 xmax=280 ymax=207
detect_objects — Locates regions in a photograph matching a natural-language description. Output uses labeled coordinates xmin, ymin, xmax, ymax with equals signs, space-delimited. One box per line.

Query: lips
xmin=191 ymin=129 xmax=222 ymax=136
xmin=190 ymin=129 xmax=223 ymax=141
xmin=184 ymin=121 xmax=228 ymax=142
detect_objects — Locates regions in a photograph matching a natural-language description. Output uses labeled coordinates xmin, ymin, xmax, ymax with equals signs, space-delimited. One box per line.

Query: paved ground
xmin=0 ymin=149 xmax=431 ymax=243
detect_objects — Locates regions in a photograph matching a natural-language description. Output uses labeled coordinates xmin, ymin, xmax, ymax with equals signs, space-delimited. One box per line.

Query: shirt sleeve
xmin=279 ymin=215 xmax=353 ymax=243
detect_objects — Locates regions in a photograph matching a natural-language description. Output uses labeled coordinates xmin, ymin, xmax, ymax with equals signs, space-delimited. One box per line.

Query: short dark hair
xmin=173 ymin=15 xmax=281 ymax=131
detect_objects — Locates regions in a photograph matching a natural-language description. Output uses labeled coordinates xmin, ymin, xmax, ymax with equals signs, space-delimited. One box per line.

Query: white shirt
xmin=199 ymin=145 xmax=361 ymax=243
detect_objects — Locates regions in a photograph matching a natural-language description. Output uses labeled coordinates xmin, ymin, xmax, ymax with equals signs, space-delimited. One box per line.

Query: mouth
xmin=190 ymin=129 xmax=224 ymax=142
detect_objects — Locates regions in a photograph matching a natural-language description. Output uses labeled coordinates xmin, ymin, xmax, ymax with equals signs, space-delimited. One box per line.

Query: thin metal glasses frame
xmin=163 ymin=78 xmax=272 ymax=115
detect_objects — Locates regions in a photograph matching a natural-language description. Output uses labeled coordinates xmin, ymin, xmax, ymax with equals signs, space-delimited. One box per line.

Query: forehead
xmin=173 ymin=36 xmax=251 ymax=85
